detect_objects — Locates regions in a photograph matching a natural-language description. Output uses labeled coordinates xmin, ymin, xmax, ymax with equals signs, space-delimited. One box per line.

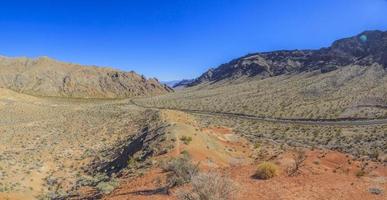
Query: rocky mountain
xmin=187 ymin=30 xmax=387 ymax=86
xmin=0 ymin=56 xmax=173 ymax=98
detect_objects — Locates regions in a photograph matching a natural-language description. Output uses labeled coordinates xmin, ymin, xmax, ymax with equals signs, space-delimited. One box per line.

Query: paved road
xmin=130 ymin=100 xmax=387 ymax=126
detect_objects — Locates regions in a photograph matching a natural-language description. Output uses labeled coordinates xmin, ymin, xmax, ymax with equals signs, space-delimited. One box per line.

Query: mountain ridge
xmin=183 ymin=30 xmax=387 ymax=87
xmin=0 ymin=56 xmax=173 ymax=98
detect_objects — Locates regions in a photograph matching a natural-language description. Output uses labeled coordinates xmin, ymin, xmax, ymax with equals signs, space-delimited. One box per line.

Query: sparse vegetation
xmin=0 ymin=89 xmax=162 ymax=198
xmin=136 ymin=65 xmax=387 ymax=120
xmin=1 ymin=32 xmax=387 ymax=200
xmin=193 ymin=114 xmax=387 ymax=159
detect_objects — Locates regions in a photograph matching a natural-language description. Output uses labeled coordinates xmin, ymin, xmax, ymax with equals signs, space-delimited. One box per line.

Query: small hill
xmin=0 ymin=56 xmax=173 ymax=98
xmin=186 ymin=30 xmax=387 ymax=86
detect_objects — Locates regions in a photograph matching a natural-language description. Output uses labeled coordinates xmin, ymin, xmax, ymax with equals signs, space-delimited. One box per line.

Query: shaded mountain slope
xmin=0 ymin=56 xmax=172 ymax=98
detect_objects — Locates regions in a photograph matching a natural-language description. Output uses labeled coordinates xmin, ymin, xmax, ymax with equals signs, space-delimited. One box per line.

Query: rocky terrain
xmin=186 ymin=30 xmax=387 ymax=86
xmin=0 ymin=56 xmax=172 ymax=98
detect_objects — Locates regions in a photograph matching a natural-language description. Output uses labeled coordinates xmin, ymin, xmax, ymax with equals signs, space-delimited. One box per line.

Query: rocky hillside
xmin=186 ymin=30 xmax=387 ymax=86
xmin=0 ymin=56 xmax=172 ymax=98
xmin=136 ymin=30 xmax=387 ymax=120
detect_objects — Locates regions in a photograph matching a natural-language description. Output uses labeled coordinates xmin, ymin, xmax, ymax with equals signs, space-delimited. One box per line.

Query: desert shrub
xmin=369 ymin=149 xmax=380 ymax=161
xmin=355 ymin=161 xmax=368 ymax=177
xmin=254 ymin=162 xmax=278 ymax=180
xmin=127 ymin=157 xmax=137 ymax=169
xmin=181 ymin=150 xmax=190 ymax=157
xmin=180 ymin=136 xmax=193 ymax=145
xmin=368 ymin=187 xmax=383 ymax=195
xmin=355 ymin=170 xmax=366 ymax=177
xmin=96 ymin=179 xmax=119 ymax=194
xmin=287 ymin=149 xmax=306 ymax=176
xmin=254 ymin=142 xmax=261 ymax=149
xmin=77 ymin=173 xmax=109 ymax=187
xmin=161 ymin=154 xmax=199 ymax=188
xmin=177 ymin=172 xmax=238 ymax=200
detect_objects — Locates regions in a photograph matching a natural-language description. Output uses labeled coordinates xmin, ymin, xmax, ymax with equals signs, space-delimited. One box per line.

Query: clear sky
xmin=1 ymin=0 xmax=387 ymax=81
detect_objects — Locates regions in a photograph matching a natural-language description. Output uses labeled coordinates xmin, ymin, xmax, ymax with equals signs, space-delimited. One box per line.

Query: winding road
xmin=130 ymin=100 xmax=387 ymax=126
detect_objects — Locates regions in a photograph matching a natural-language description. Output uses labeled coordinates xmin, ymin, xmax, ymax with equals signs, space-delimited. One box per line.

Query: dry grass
xmin=254 ymin=162 xmax=279 ymax=180
xmin=177 ymin=172 xmax=238 ymax=200
xmin=287 ymin=149 xmax=307 ymax=176
xmin=161 ymin=155 xmax=199 ymax=188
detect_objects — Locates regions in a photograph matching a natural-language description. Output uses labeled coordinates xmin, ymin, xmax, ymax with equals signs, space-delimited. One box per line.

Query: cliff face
xmin=0 ymin=56 xmax=172 ymax=98
xmin=187 ymin=30 xmax=387 ymax=86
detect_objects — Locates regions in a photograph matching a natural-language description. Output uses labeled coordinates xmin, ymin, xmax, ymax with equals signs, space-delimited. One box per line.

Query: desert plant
xmin=287 ymin=149 xmax=307 ymax=176
xmin=369 ymin=149 xmax=380 ymax=161
xmin=96 ymin=179 xmax=119 ymax=194
xmin=254 ymin=162 xmax=278 ymax=180
xmin=254 ymin=142 xmax=261 ymax=149
xmin=127 ymin=157 xmax=137 ymax=169
xmin=177 ymin=172 xmax=238 ymax=200
xmin=161 ymin=154 xmax=199 ymax=189
xmin=355 ymin=170 xmax=366 ymax=177
xmin=355 ymin=161 xmax=368 ymax=177
xmin=180 ymin=136 xmax=193 ymax=145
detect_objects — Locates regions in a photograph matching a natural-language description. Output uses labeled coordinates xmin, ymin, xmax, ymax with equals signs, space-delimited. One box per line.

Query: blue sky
xmin=0 ymin=0 xmax=387 ymax=81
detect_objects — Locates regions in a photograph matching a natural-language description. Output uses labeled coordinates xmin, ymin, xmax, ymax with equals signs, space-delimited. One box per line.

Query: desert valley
xmin=0 ymin=30 xmax=386 ymax=200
